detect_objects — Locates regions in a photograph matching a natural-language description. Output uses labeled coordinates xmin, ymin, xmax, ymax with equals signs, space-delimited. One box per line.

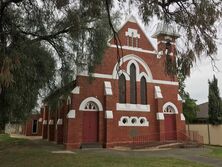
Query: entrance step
xmin=80 ymin=143 xmax=103 ymax=149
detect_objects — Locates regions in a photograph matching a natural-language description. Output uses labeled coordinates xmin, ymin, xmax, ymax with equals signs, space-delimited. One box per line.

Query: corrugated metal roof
xmin=152 ymin=21 xmax=180 ymax=38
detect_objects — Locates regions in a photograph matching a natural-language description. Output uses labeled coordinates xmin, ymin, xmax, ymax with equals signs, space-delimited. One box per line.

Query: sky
xmin=115 ymin=1 xmax=222 ymax=105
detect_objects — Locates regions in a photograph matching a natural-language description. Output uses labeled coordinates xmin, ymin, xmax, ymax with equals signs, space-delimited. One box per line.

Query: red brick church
xmin=40 ymin=15 xmax=186 ymax=149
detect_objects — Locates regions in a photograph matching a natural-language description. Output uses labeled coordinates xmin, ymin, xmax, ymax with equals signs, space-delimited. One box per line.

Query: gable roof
xmin=197 ymin=102 xmax=209 ymax=119
xmin=108 ymin=14 xmax=157 ymax=52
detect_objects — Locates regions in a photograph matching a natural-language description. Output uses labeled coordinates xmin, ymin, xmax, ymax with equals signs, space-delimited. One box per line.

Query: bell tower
xmin=152 ymin=22 xmax=180 ymax=58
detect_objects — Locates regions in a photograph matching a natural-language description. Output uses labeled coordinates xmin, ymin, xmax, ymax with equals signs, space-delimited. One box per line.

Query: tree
xmin=182 ymin=93 xmax=198 ymax=123
xmin=0 ymin=41 xmax=55 ymax=130
xmin=0 ymin=0 xmax=116 ymax=129
xmin=208 ymin=75 xmax=222 ymax=125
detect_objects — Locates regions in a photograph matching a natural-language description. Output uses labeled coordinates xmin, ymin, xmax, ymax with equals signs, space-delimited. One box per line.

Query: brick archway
xmin=81 ymin=101 xmax=100 ymax=144
xmin=163 ymin=103 xmax=178 ymax=140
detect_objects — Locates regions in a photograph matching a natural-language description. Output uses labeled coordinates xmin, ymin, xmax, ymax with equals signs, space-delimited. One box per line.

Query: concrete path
xmin=10 ymin=134 xmax=42 ymax=140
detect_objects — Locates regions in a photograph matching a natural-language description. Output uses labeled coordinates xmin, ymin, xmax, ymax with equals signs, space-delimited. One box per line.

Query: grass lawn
xmin=206 ymin=146 xmax=222 ymax=159
xmin=0 ymin=134 xmax=211 ymax=167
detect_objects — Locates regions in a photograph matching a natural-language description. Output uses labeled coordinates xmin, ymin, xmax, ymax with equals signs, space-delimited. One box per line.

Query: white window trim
xmin=163 ymin=102 xmax=178 ymax=114
xmin=118 ymin=116 xmax=149 ymax=126
xmin=79 ymin=97 xmax=103 ymax=111
xmin=126 ymin=59 xmax=140 ymax=77
xmin=112 ymin=54 xmax=153 ymax=81
xmin=116 ymin=103 xmax=150 ymax=112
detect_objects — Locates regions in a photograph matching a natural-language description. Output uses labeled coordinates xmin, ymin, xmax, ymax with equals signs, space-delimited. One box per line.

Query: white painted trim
xmin=112 ymin=54 xmax=153 ymax=80
xmin=157 ymin=41 xmax=176 ymax=45
xmin=152 ymin=80 xmax=178 ymax=85
xmin=71 ymin=86 xmax=80 ymax=94
xmin=125 ymin=28 xmax=140 ymax=38
xmin=79 ymin=97 xmax=103 ymax=111
xmin=157 ymin=51 xmax=163 ymax=59
xmin=154 ymin=86 xmax=163 ymax=99
xmin=177 ymin=94 xmax=183 ymax=101
xmin=93 ymin=73 xmax=113 ymax=79
xmin=180 ymin=113 xmax=185 ymax=121
xmin=156 ymin=112 xmax=165 ymax=120
xmin=104 ymin=81 xmax=113 ymax=96
xmin=118 ymin=116 xmax=149 ymax=126
xmin=105 ymin=110 xmax=113 ymax=119
xmin=137 ymin=72 xmax=151 ymax=82
xmin=66 ymin=96 xmax=71 ymax=105
xmin=49 ymin=120 xmax=54 ymax=125
xmin=116 ymin=103 xmax=150 ymax=112
xmin=67 ymin=110 xmax=76 ymax=118
xmin=109 ymin=44 xmax=156 ymax=54
xmin=163 ymin=102 xmax=178 ymax=114
xmin=38 ymin=118 xmax=43 ymax=122
xmin=78 ymin=72 xmax=178 ymax=86
xmin=116 ymin=71 xmax=130 ymax=80
xmin=43 ymin=120 xmax=47 ymax=125
xmin=126 ymin=59 xmax=140 ymax=77
xmin=57 ymin=118 xmax=63 ymax=125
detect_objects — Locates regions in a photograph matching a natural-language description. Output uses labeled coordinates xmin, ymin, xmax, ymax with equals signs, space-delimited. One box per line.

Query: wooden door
xmin=82 ymin=111 xmax=98 ymax=143
xmin=164 ymin=114 xmax=176 ymax=140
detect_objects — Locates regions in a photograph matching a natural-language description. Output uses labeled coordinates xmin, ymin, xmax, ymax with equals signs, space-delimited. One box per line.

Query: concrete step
xmin=80 ymin=143 xmax=103 ymax=149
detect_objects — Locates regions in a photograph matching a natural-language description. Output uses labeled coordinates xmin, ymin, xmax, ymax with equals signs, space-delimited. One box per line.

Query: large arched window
xmin=130 ymin=64 xmax=137 ymax=104
xmin=119 ymin=74 xmax=126 ymax=103
xmin=140 ymin=76 xmax=147 ymax=104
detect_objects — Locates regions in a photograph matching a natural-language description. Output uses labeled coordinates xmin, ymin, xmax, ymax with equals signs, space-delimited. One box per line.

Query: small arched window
xmin=130 ymin=64 xmax=137 ymax=104
xmin=119 ymin=74 xmax=126 ymax=103
xmin=140 ymin=76 xmax=147 ymax=104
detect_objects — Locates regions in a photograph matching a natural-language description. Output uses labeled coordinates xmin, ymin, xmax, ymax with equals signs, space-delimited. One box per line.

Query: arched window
xmin=164 ymin=106 xmax=175 ymax=113
xmin=140 ymin=76 xmax=147 ymax=104
xmin=119 ymin=74 xmax=126 ymax=103
xmin=130 ymin=64 xmax=137 ymax=104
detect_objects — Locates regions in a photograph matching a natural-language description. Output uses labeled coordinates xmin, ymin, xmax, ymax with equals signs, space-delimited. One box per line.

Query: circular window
xmin=140 ymin=118 xmax=145 ymax=124
xmin=122 ymin=118 xmax=128 ymax=124
xmin=131 ymin=118 xmax=137 ymax=124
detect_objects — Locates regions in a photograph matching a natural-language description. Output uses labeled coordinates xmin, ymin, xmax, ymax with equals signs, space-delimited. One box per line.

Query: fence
xmin=186 ymin=124 xmax=222 ymax=146
xmin=132 ymin=130 xmax=203 ymax=148
xmin=5 ymin=123 xmax=23 ymax=134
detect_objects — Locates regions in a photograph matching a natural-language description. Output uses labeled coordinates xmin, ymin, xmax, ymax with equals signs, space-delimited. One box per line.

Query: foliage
xmin=0 ymin=0 xmax=116 ymax=128
xmin=0 ymin=41 xmax=55 ymax=130
xmin=183 ymin=93 xmax=199 ymax=123
xmin=208 ymin=75 xmax=222 ymax=125
xmin=121 ymin=0 xmax=221 ymax=76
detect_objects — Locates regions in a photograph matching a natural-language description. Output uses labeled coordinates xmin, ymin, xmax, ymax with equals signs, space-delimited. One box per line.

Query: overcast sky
xmin=115 ymin=1 xmax=222 ymax=105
